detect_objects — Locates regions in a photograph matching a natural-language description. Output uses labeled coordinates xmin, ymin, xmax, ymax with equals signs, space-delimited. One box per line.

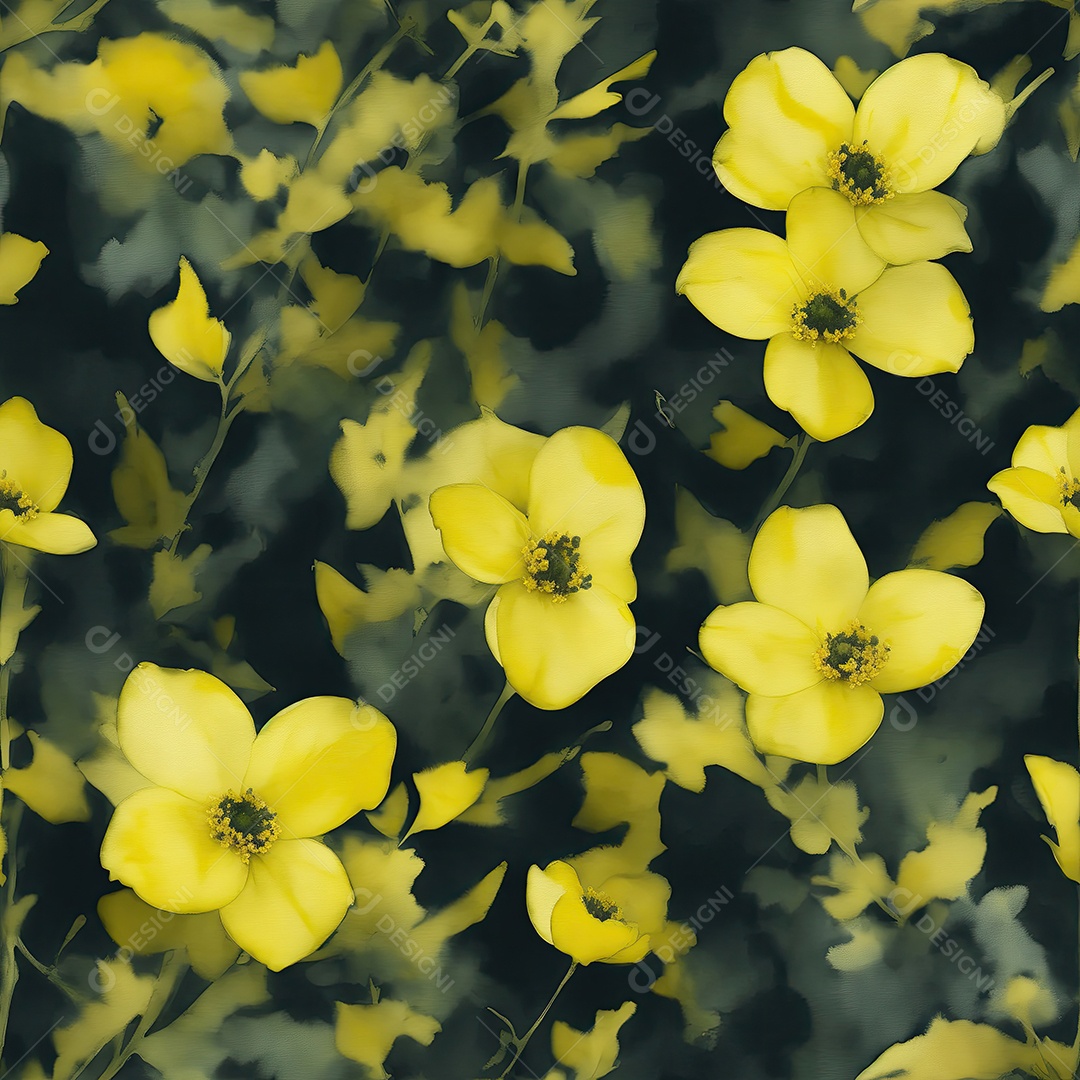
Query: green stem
xmin=464 ymin=681 xmax=515 ymax=764
xmin=496 ymin=960 xmax=577 ymax=1079
xmin=0 ymin=801 xmax=24 ymax=1066
xmin=475 ymin=162 xmax=530 ymax=329
xmin=0 ymin=0 xmax=113 ymax=52
xmin=752 ymin=433 xmax=813 ymax=532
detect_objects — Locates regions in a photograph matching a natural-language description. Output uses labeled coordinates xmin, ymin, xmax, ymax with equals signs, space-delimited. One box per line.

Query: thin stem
xmin=0 ymin=665 xmax=10 ymax=775
xmin=475 ymin=163 xmax=530 ymax=329
xmin=0 ymin=801 xmax=24 ymax=1064
xmin=752 ymin=433 xmax=813 ymax=532
xmin=464 ymin=681 xmax=515 ymax=764
xmin=496 ymin=960 xmax=577 ymax=1079
xmin=15 ymin=938 xmax=76 ymax=999
xmin=0 ymin=0 xmax=113 ymax=51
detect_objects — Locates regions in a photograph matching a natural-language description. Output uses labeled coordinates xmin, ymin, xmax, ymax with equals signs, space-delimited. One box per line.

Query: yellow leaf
xmin=367 ymin=781 xmax=410 ymax=839
xmin=632 ymin=685 xmax=770 ymax=792
xmin=0 ymin=233 xmax=47 ymax=304
xmin=812 ymin=852 xmax=894 ymax=921
xmin=832 ymin=56 xmax=880 ymax=99
xmin=5 ymin=732 xmax=90 ymax=823
xmin=159 ymin=0 xmax=275 ymax=52
xmin=0 ymin=553 xmax=39 ymax=664
xmin=909 ymin=502 xmax=1001 ymax=570
xmin=589 ymin=188 xmax=660 ymax=279
xmin=336 ymin=837 xmax=426 ymax=944
xmin=409 ymin=861 xmax=507 ymax=956
xmin=239 ymin=41 xmax=342 ymax=128
xmin=108 ymin=394 xmax=190 ymax=548
xmin=666 ymin=488 xmax=752 ymax=604
xmin=299 ymin=253 xmax=365 ymax=332
xmin=547 ymin=124 xmax=652 ymax=179
xmin=854 ymin=0 xmax=1008 ymax=58
xmin=855 ymin=1017 xmax=1039 ymax=1080
xmin=335 ymin=1000 xmax=440 ymax=1079
xmin=405 ymin=761 xmax=489 ymax=838
xmin=77 ymin=708 xmax=155 ymax=806
xmin=551 ymin=1001 xmax=636 ymax=1080
xmin=705 ymin=402 xmax=787 ymax=470
xmin=895 ymin=787 xmax=998 ymax=910
xmin=52 ymin=958 xmax=155 ymax=1080
xmin=1025 ymin=754 xmax=1080 ymax=883
xmin=148 ymin=544 xmax=212 ymax=618
xmin=450 ymin=283 xmax=518 ymax=409
xmin=766 ymin=774 xmax=868 ymax=855
xmin=458 ymin=750 xmax=576 ymax=825
xmin=826 ymin=917 xmax=889 ymax=971
xmin=447 ymin=1 xmax=523 ymax=58
xmin=999 ymin=974 xmax=1058 ymax=1030
xmin=551 ymin=51 xmax=657 ymax=120
xmin=238 ymin=148 xmax=298 ymax=200
xmin=1041 ymin=231 xmax=1080 ymax=311
xmin=98 ymin=889 xmax=240 ymax=980
xmin=314 ymin=562 xmax=422 ymax=654
xmin=148 ymin=257 xmax=231 ymax=382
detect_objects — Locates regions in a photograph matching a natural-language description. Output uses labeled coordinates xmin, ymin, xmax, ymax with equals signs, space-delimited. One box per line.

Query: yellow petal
xmin=527 ymin=861 xmax=575 ymax=946
xmin=1012 ymin=420 xmax=1070 ymax=474
xmin=0 ymin=396 xmax=73 ymax=510
xmin=853 ymin=53 xmax=1006 ymax=192
xmin=746 ymin=681 xmax=883 ymax=764
xmin=97 ymin=888 xmax=239 ymax=980
xmin=493 ymin=582 xmax=635 ymax=711
xmin=219 ymin=838 xmax=353 ymax=969
xmin=549 ymin=887 xmax=643 ymax=965
xmin=988 ymin=467 xmax=1069 ymax=535
xmin=706 ymin=401 xmax=786 ymax=470
xmin=0 ymin=511 xmax=96 ymax=555
xmin=908 ymin=502 xmax=1002 ymax=571
xmin=848 ymin=262 xmax=973 ymax=377
xmin=859 ymin=569 xmax=985 ymax=693
xmin=4 ymin=732 xmax=90 ymax=823
xmin=676 ymin=229 xmax=803 ymax=340
xmin=407 ymin=760 xmax=489 ymax=837
xmin=786 ymin=187 xmax=885 ymax=295
xmin=240 ymin=41 xmax=342 ymax=127
xmin=713 ymin=47 xmax=854 ymax=210
xmin=100 ymin=787 xmax=248 ymax=912
xmin=429 ymin=484 xmax=531 ymax=583
xmin=526 ymin=427 xmax=644 ymax=602
xmin=0 ymin=233 xmax=47 ymax=304
xmin=335 ymin=1000 xmax=440 ymax=1079
xmin=117 ymin=663 xmax=254 ymax=801
xmin=551 ymin=1001 xmax=637 ymax=1079
xmin=855 ymin=192 xmax=971 ymax=265
xmin=148 ymin=257 xmax=231 ymax=382
xmin=243 ymin=697 xmax=396 ymax=838
xmin=749 ymin=504 xmax=869 ymax=634
xmin=763 ymin=335 xmax=874 ymax=442
xmin=699 ymin=602 xmax=821 ymax=696
xmin=1024 ymin=754 xmax=1080 ymax=883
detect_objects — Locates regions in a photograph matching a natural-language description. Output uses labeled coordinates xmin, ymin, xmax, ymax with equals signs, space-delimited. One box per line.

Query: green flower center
xmin=0 ymin=476 xmax=38 ymax=519
xmin=208 ymin=788 xmax=280 ymax=863
xmin=1059 ymin=469 xmax=1080 ymax=509
xmin=582 ymin=886 xmax=623 ymax=922
xmin=814 ymin=621 xmax=890 ymax=688
xmin=791 ymin=287 xmax=859 ymax=344
xmin=522 ymin=531 xmax=592 ymax=603
xmin=827 ymin=142 xmax=894 ymax=205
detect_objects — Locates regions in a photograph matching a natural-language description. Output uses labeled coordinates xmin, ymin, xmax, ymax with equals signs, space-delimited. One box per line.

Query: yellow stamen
xmin=522 ymin=531 xmax=592 ymax=603
xmin=582 ymin=886 xmax=623 ymax=923
xmin=827 ymin=141 xmax=894 ymax=206
xmin=814 ymin=620 xmax=890 ymax=688
xmin=0 ymin=475 xmax=39 ymax=520
xmin=208 ymin=788 xmax=280 ymax=864
xmin=791 ymin=286 xmax=859 ymax=345
xmin=1059 ymin=468 xmax=1080 ymax=510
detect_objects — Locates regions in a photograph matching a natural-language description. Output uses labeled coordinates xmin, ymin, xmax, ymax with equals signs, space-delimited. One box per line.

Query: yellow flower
xmin=0 ymin=397 xmax=96 ymax=554
xmin=987 ymin=407 xmax=1080 ymax=536
xmin=429 ymin=426 xmax=645 ymax=710
xmin=526 ymin=860 xmax=651 ymax=965
xmin=699 ymin=505 xmax=984 ymax=764
xmin=99 ymin=663 xmax=396 ymax=970
xmin=1024 ymin=754 xmax=1079 ymax=883
xmin=677 ymin=187 xmax=973 ymax=441
xmin=713 ymin=48 xmax=1004 ymax=264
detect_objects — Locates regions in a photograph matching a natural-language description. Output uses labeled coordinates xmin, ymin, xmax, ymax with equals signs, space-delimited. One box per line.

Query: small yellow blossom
xmin=99 ymin=663 xmax=396 ymax=970
xmin=700 ymin=505 xmax=985 ymax=764
xmin=1024 ymin=754 xmax=1079 ymax=883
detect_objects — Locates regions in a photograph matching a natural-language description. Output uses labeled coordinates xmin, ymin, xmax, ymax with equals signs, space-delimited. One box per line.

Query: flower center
xmin=814 ymin=620 xmax=890 ymax=688
xmin=1059 ymin=469 xmax=1080 ymax=510
xmin=582 ymin=886 xmax=623 ymax=922
xmin=0 ymin=476 xmax=38 ymax=520
xmin=791 ymin=287 xmax=859 ymax=344
xmin=827 ymin=142 xmax=894 ymax=205
xmin=208 ymin=788 xmax=281 ymax=863
xmin=522 ymin=531 xmax=592 ymax=603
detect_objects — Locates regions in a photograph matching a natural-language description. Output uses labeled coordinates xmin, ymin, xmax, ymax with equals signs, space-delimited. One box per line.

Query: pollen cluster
xmin=791 ymin=287 xmax=859 ymax=344
xmin=827 ymin=142 xmax=894 ymax=205
xmin=208 ymin=788 xmax=281 ymax=863
xmin=814 ymin=621 xmax=890 ymax=687
xmin=1058 ymin=468 xmax=1080 ymax=510
xmin=522 ymin=531 xmax=593 ymax=602
xmin=582 ymin=886 xmax=623 ymax=923
xmin=0 ymin=475 xmax=38 ymax=520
